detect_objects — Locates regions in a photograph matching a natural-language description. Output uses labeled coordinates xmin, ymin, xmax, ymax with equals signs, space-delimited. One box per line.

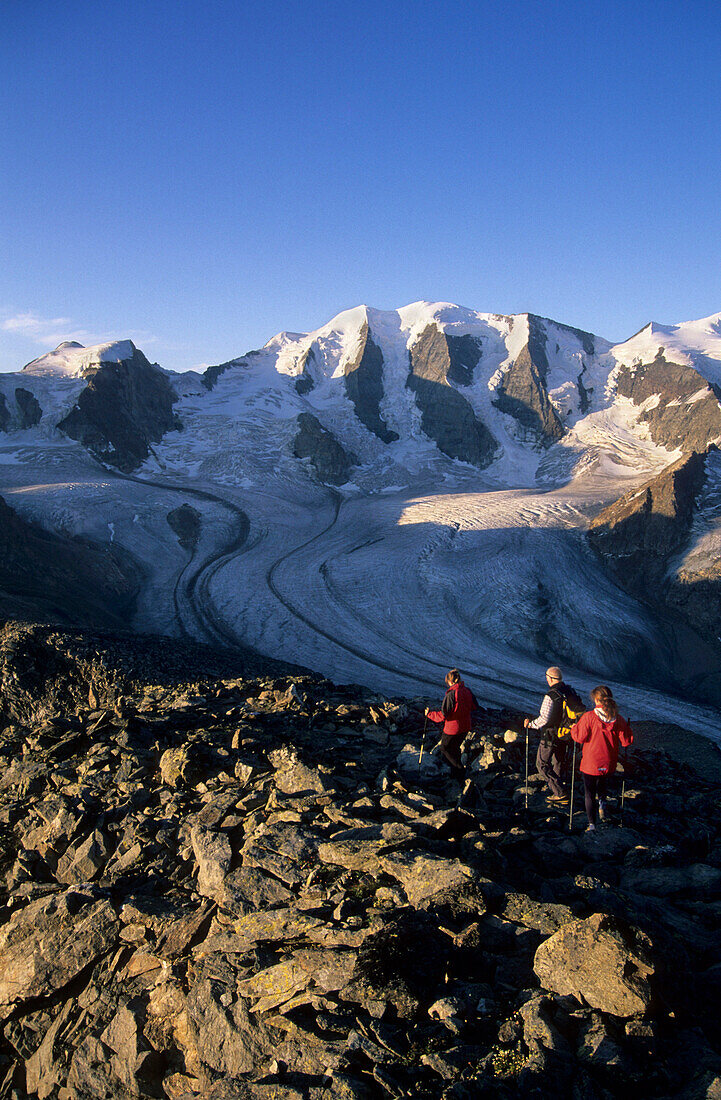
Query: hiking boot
xmin=585 ymin=823 xmax=597 ymax=833
xmin=547 ymin=793 xmax=569 ymax=804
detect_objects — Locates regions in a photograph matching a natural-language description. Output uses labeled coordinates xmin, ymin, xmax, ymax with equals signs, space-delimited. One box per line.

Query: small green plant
xmin=489 ymin=1044 xmax=528 ymax=1078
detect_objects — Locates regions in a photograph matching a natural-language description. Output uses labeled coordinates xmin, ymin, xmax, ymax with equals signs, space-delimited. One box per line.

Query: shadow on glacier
xmin=370 ymin=506 xmax=721 ymax=712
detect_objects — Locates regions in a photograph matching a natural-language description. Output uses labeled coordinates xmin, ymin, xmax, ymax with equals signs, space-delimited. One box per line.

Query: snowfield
xmin=2 ymin=303 xmax=721 ymax=742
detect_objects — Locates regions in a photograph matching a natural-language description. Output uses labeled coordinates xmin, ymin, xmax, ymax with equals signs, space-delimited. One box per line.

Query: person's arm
xmin=426 ymin=707 xmax=444 ymax=724
xmin=527 ymin=693 xmax=554 ymax=730
xmin=571 ymin=712 xmax=591 ymax=743
xmin=618 ymin=717 xmax=633 ymax=747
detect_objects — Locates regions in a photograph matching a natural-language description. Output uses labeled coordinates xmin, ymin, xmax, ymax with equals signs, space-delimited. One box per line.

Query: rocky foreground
xmin=0 ymin=627 xmax=720 ymax=1098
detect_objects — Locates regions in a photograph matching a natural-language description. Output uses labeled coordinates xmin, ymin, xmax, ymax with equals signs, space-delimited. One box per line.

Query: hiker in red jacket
xmin=571 ymin=685 xmax=633 ymax=831
xmin=426 ymin=669 xmax=477 ymax=780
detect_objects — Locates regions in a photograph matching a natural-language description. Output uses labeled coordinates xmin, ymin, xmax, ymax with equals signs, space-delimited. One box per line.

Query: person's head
xmin=545 ymin=666 xmax=563 ymax=687
xmin=446 ymin=668 xmax=461 ymax=687
xmin=591 ymin=685 xmax=618 ymax=718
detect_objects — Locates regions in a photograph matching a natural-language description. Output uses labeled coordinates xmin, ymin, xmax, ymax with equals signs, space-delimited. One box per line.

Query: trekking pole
xmin=419 ymin=713 xmax=428 ymax=775
xmin=620 ymin=745 xmax=628 ymax=827
xmin=524 ymin=725 xmax=529 ymax=811
xmin=569 ymin=742 xmax=577 ymax=831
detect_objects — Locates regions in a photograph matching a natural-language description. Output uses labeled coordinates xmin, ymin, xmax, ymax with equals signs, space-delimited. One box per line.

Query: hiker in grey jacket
xmin=524 ymin=666 xmax=579 ymax=803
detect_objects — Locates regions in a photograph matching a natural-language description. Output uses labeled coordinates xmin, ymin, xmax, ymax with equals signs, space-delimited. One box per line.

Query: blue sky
xmin=1 ymin=0 xmax=720 ymax=373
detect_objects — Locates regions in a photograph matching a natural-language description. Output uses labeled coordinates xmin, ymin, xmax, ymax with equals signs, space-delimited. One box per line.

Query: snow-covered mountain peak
xmin=319 ymin=304 xmax=371 ymax=337
xmin=23 ymin=339 xmax=138 ymax=378
xmin=609 ymin=312 xmax=721 ymax=383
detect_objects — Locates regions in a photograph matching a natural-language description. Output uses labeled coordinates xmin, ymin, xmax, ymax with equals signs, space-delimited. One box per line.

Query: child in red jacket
xmin=571 ymin=685 xmax=633 ymax=831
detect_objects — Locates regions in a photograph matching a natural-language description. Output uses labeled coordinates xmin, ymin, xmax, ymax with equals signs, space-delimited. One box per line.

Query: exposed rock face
xmin=0 ymin=625 xmax=720 ymax=1096
xmin=668 ymin=561 xmax=721 ymax=647
xmin=408 ymin=325 xmax=483 ymax=390
xmin=295 ymin=345 xmax=317 ymax=395
xmin=446 ymin=332 xmax=484 ymax=386
xmin=0 ymin=394 xmax=9 ymax=432
xmin=587 ymin=451 xmax=707 ymax=592
xmin=166 ymin=503 xmax=201 ymax=551
xmin=293 ymin=412 xmax=355 ymax=484
xmin=14 ymin=387 xmax=42 ymax=428
xmin=343 ymin=323 xmax=399 ymax=443
xmin=0 ymin=496 xmax=141 ymax=630
xmin=203 ymin=359 xmax=241 ymax=391
xmin=587 ymin=451 xmax=721 ymax=704
xmin=58 ymin=346 xmax=181 ymax=472
xmin=493 ymin=318 xmax=564 ymax=443
xmin=615 ymin=350 xmax=721 ymax=453
xmin=408 ymin=325 xmax=497 ymax=467
xmin=534 ymin=914 xmax=655 ymax=1017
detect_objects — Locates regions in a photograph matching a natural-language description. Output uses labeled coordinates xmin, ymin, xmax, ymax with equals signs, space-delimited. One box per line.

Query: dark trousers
xmin=440 ymin=732 xmax=466 ymax=779
xmin=583 ymin=773 xmax=608 ymax=824
xmin=536 ymin=737 xmax=567 ymax=797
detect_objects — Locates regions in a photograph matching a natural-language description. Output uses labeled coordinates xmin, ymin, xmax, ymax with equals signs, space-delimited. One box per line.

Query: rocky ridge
xmin=587 ymin=448 xmax=721 ymax=705
xmin=58 ymin=347 xmax=182 ymax=473
xmin=293 ymin=415 xmax=355 ymax=487
xmin=587 ymin=451 xmax=709 ymax=593
xmin=407 ymin=326 xmax=497 ymax=467
xmin=0 ymin=501 xmax=141 ymax=631
xmin=0 ymin=625 xmax=720 ymax=1098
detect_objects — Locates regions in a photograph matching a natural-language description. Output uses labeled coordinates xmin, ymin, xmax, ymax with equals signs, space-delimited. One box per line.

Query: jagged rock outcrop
xmin=615 ymin=350 xmax=721 ymax=453
xmin=0 ymin=497 xmax=141 ymax=630
xmin=14 ymin=387 xmax=42 ymax=429
xmin=344 ymin=323 xmax=399 ymax=443
xmin=493 ymin=317 xmax=564 ymax=444
xmin=0 ymin=625 xmax=720 ymax=1097
xmin=407 ymin=325 xmax=498 ymax=467
xmin=668 ymin=562 xmax=721 ymax=648
xmin=295 ymin=346 xmax=317 ymax=395
xmin=587 ymin=451 xmax=708 ymax=593
xmin=202 ymin=353 xmax=254 ymax=392
xmin=293 ymin=412 xmax=355 ymax=484
xmin=58 ymin=345 xmax=181 ymax=472
xmin=408 ymin=324 xmax=483 ymax=389
xmin=0 ymin=394 xmax=9 ymax=432
xmin=166 ymin=504 xmax=201 ymax=551
xmin=587 ymin=450 xmax=721 ymax=705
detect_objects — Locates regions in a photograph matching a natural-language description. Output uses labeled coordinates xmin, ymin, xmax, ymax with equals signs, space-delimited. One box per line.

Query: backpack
xmin=555 ymin=688 xmax=585 ymax=740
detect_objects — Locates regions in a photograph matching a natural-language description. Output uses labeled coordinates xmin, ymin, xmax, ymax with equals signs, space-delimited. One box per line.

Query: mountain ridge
xmin=2 ymin=301 xmax=721 ymax=727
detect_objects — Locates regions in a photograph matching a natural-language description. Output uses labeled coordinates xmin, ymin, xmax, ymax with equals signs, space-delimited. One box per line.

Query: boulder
xmin=185 ymin=977 xmax=276 ymax=1077
xmin=318 ymin=822 xmax=415 ymax=874
xmin=268 ymin=745 xmax=334 ymax=795
xmin=378 ymin=849 xmax=475 ymax=908
xmin=534 ymin=913 xmax=654 ymax=1016
xmin=160 ymin=746 xmax=188 ymax=787
xmin=24 ymin=1000 xmax=74 ymax=1099
xmin=66 ymin=1035 xmax=126 ymax=1099
xmin=56 ymin=829 xmax=110 ymax=885
xmin=500 ymin=893 xmax=576 ymax=934
xmin=0 ymin=891 xmax=118 ymax=1017
xmin=191 ymin=825 xmax=232 ymax=900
